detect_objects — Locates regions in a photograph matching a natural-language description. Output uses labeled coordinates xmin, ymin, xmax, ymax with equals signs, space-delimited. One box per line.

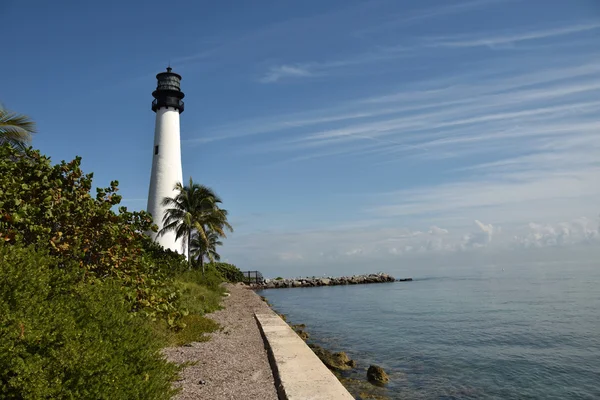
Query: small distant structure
xmin=240 ymin=270 xmax=265 ymax=284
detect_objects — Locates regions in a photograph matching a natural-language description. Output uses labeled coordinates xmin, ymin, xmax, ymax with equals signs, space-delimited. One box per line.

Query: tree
xmin=159 ymin=177 xmax=232 ymax=271
xmin=190 ymin=230 xmax=222 ymax=269
xmin=0 ymin=104 xmax=36 ymax=150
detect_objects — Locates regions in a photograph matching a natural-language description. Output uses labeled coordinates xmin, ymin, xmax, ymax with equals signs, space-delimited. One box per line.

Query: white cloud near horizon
xmin=221 ymin=216 xmax=599 ymax=274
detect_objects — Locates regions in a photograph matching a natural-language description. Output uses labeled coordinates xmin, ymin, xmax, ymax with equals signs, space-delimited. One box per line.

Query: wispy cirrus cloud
xmin=255 ymin=20 xmax=600 ymax=84
xmin=179 ymin=9 xmax=600 ymax=272
xmin=221 ymin=50 xmax=600 ymax=247
xmin=354 ymin=0 xmax=513 ymax=37
xmin=259 ymin=65 xmax=314 ymax=83
xmin=426 ymin=22 xmax=600 ymax=48
xmin=257 ymin=46 xmax=411 ymax=83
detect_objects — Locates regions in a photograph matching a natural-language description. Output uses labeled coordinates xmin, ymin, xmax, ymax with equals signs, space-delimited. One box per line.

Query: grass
xmin=152 ymin=269 xmax=228 ymax=346
xmin=153 ymin=314 xmax=221 ymax=346
xmin=175 ymin=278 xmax=225 ymax=315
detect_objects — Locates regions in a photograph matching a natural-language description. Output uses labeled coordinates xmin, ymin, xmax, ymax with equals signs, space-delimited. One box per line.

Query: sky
xmin=1 ymin=0 xmax=599 ymax=277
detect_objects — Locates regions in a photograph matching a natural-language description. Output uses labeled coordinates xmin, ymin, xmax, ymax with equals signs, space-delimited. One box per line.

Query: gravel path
xmin=163 ymin=283 xmax=279 ymax=400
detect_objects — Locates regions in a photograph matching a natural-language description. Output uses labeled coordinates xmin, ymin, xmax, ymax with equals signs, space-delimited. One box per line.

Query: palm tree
xmin=0 ymin=104 xmax=36 ymax=151
xmin=159 ymin=177 xmax=232 ymax=271
xmin=193 ymin=204 xmax=232 ymax=274
xmin=190 ymin=230 xmax=222 ymax=270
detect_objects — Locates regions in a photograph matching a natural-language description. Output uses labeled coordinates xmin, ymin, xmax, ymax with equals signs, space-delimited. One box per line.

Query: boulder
xmin=367 ymin=365 xmax=389 ymax=385
xmin=295 ymin=329 xmax=309 ymax=340
xmin=320 ymin=278 xmax=331 ymax=285
xmin=309 ymin=344 xmax=356 ymax=371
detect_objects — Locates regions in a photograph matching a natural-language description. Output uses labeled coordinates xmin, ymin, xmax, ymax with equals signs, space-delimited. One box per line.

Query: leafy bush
xmin=175 ymin=278 xmax=224 ymax=315
xmin=154 ymin=270 xmax=226 ymax=345
xmin=208 ymin=262 xmax=245 ymax=283
xmin=0 ymin=144 xmax=186 ymax=328
xmin=0 ymin=244 xmax=180 ymax=399
xmin=177 ymin=268 xmax=225 ymax=292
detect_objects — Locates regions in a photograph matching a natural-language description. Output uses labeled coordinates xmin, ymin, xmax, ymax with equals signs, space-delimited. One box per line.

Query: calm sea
xmin=258 ymin=262 xmax=600 ymax=399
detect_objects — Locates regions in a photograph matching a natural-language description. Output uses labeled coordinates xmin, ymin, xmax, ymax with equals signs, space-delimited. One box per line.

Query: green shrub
xmin=177 ymin=267 xmax=225 ymax=293
xmin=0 ymin=244 xmax=180 ymax=399
xmin=174 ymin=278 xmax=224 ymax=315
xmin=157 ymin=314 xmax=221 ymax=346
xmin=0 ymin=144 xmax=187 ymax=328
xmin=208 ymin=262 xmax=245 ymax=282
xmin=153 ymin=270 xmax=226 ymax=346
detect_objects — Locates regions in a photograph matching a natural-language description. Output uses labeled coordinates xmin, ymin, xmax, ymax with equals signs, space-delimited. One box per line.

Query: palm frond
xmin=0 ymin=106 xmax=36 ymax=150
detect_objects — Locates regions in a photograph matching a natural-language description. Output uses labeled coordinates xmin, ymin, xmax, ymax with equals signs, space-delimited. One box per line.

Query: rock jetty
xmin=257 ymin=273 xmax=400 ymax=289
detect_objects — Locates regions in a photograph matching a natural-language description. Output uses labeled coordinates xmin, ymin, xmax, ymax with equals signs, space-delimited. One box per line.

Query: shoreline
xmin=257 ymin=288 xmax=392 ymax=399
xmin=164 ymin=281 xmax=392 ymax=399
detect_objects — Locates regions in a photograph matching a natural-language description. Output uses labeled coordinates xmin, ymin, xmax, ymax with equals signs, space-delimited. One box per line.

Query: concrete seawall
xmin=255 ymin=311 xmax=355 ymax=399
xmin=254 ymin=273 xmax=410 ymax=289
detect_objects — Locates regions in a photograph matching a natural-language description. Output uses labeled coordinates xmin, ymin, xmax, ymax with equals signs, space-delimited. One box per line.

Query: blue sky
xmin=2 ymin=0 xmax=600 ymax=276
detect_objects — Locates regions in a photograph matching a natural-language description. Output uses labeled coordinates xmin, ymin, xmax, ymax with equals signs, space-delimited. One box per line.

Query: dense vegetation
xmin=0 ymin=244 xmax=179 ymax=399
xmin=0 ymin=109 xmax=244 ymax=398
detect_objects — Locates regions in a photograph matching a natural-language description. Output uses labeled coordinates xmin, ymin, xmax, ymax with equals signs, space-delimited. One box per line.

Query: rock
xmin=295 ymin=329 xmax=309 ymax=340
xmin=309 ymin=344 xmax=356 ymax=371
xmin=292 ymin=280 xmax=302 ymax=287
xmin=198 ymin=380 xmax=206 ymax=385
xmin=320 ymin=278 xmax=331 ymax=285
xmin=358 ymin=392 xmax=389 ymax=400
xmin=290 ymin=323 xmax=309 ymax=340
xmin=367 ymin=365 xmax=389 ymax=385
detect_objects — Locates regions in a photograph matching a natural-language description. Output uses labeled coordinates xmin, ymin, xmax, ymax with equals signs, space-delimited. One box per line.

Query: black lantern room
xmin=151 ymin=67 xmax=185 ymax=113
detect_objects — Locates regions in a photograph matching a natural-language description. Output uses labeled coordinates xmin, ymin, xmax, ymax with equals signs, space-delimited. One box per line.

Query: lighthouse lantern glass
xmin=157 ymin=75 xmax=180 ymax=91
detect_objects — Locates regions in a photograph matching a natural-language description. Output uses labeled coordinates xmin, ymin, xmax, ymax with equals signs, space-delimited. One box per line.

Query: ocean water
xmin=258 ymin=262 xmax=600 ymax=399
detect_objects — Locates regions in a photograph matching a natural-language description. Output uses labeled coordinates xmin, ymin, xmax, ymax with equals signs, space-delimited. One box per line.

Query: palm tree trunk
xmin=187 ymin=231 xmax=191 ymax=270
xmin=200 ymin=256 xmax=204 ymax=276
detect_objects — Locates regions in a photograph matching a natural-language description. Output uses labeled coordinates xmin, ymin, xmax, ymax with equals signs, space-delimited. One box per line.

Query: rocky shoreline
xmin=253 ymin=273 xmax=410 ymax=289
xmin=259 ymin=297 xmax=391 ymax=400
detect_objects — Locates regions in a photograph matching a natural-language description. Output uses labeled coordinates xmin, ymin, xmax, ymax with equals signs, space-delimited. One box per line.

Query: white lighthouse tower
xmin=146 ymin=67 xmax=185 ymax=253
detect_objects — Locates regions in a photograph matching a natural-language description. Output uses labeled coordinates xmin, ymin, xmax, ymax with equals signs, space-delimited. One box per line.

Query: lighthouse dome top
xmin=152 ymin=66 xmax=185 ymax=113
xmin=155 ymin=67 xmax=182 ymax=91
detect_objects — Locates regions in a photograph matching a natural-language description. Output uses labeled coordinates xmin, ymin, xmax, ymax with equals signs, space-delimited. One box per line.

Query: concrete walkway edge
xmin=255 ymin=312 xmax=355 ymax=400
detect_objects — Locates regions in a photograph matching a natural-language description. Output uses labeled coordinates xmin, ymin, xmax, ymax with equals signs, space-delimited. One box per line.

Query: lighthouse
xmin=146 ymin=67 xmax=185 ymax=254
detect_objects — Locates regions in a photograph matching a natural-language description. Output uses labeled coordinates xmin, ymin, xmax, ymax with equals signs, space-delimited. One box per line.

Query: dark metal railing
xmin=151 ymin=98 xmax=185 ymax=112
xmin=240 ymin=270 xmax=264 ymax=284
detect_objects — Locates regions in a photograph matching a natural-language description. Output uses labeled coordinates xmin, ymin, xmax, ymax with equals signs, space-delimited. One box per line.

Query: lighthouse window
xmin=154 ymin=145 xmax=159 ymax=155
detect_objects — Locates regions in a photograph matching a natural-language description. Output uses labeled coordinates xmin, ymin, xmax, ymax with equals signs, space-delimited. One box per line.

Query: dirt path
xmin=163 ymin=283 xmax=279 ymax=400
